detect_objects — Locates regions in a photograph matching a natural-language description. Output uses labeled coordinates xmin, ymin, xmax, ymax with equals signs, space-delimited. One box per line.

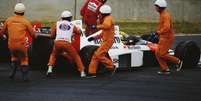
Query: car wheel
xmin=79 ymin=45 xmax=110 ymax=74
xmin=175 ymin=41 xmax=200 ymax=68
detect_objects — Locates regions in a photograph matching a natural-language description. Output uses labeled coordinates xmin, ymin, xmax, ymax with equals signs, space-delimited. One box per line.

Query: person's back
xmin=5 ymin=15 xmax=33 ymax=45
xmin=157 ymin=10 xmax=174 ymax=38
xmin=0 ymin=3 xmax=36 ymax=81
xmin=46 ymin=10 xmax=86 ymax=78
xmin=55 ymin=20 xmax=74 ymax=42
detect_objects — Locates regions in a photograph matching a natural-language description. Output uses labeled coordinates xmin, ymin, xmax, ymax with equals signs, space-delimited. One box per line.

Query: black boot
xmin=9 ymin=61 xmax=18 ymax=79
xmin=20 ymin=66 xmax=30 ymax=82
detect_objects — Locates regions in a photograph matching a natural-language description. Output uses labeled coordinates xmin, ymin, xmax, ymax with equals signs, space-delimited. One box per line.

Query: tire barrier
xmin=79 ymin=45 xmax=109 ymax=74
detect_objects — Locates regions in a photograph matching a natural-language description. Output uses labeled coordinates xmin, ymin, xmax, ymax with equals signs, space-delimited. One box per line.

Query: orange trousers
xmin=155 ymin=37 xmax=179 ymax=70
xmin=88 ymin=40 xmax=114 ymax=74
xmin=48 ymin=40 xmax=84 ymax=72
xmin=8 ymin=41 xmax=29 ymax=66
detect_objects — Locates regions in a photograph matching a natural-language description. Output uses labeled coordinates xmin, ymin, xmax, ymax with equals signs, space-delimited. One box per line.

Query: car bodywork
xmin=71 ymin=20 xmax=165 ymax=68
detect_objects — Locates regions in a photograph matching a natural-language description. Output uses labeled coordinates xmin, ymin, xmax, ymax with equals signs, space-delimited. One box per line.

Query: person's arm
xmin=26 ymin=21 xmax=37 ymax=38
xmin=157 ymin=15 xmax=171 ymax=35
xmin=97 ymin=17 xmax=112 ymax=30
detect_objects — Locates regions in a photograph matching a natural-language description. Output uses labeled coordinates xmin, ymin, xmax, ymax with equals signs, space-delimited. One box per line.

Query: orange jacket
xmin=96 ymin=15 xmax=115 ymax=42
xmin=0 ymin=15 xmax=35 ymax=45
xmin=157 ymin=10 xmax=174 ymax=38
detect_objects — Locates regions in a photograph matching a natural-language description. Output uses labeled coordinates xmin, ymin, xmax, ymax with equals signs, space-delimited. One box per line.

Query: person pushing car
xmin=44 ymin=10 xmax=86 ymax=78
xmin=87 ymin=5 xmax=116 ymax=78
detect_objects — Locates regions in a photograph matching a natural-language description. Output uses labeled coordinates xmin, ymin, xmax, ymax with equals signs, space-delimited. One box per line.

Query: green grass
xmin=174 ymin=22 xmax=201 ymax=34
xmin=34 ymin=20 xmax=201 ymax=35
xmin=116 ymin=22 xmax=201 ymax=35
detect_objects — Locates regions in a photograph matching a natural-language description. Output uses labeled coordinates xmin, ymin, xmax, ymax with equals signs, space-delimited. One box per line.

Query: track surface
xmin=0 ymin=35 xmax=201 ymax=101
xmin=0 ymin=63 xmax=201 ymax=101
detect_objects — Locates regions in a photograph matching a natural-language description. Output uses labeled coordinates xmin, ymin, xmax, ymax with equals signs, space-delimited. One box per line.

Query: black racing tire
xmin=175 ymin=41 xmax=200 ymax=68
xmin=79 ymin=45 xmax=110 ymax=74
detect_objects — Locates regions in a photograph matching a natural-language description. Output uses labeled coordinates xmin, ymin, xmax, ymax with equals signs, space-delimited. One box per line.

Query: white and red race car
xmin=31 ymin=20 xmax=200 ymax=72
xmin=71 ymin=20 xmax=200 ymax=71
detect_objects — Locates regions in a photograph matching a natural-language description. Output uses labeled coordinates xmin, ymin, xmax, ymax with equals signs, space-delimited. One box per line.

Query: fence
xmin=0 ymin=0 xmax=201 ymax=22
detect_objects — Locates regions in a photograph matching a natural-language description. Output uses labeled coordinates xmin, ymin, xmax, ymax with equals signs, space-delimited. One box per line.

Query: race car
xmin=30 ymin=20 xmax=200 ymax=73
xmin=73 ymin=20 xmax=200 ymax=71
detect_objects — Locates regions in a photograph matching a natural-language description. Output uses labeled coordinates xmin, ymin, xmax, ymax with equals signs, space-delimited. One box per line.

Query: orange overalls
xmin=155 ymin=10 xmax=180 ymax=71
xmin=0 ymin=15 xmax=35 ymax=66
xmin=88 ymin=15 xmax=115 ymax=74
xmin=47 ymin=22 xmax=85 ymax=72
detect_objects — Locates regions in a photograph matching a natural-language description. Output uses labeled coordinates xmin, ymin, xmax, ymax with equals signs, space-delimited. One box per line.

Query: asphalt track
xmin=0 ymin=35 xmax=201 ymax=101
xmin=0 ymin=64 xmax=201 ymax=101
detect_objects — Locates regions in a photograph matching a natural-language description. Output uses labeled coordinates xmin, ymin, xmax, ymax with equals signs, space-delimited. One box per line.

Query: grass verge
xmin=116 ymin=22 xmax=201 ymax=35
xmin=36 ymin=21 xmax=201 ymax=35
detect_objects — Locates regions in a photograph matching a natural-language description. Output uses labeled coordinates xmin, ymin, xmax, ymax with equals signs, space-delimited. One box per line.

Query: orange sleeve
xmin=50 ymin=24 xmax=56 ymax=39
xmin=157 ymin=14 xmax=171 ymax=35
xmin=97 ymin=17 xmax=112 ymax=30
xmin=26 ymin=20 xmax=36 ymax=38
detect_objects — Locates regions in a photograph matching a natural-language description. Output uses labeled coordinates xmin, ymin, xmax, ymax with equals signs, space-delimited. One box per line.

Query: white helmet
xmin=154 ymin=0 xmax=167 ymax=8
xmin=14 ymin=3 xmax=26 ymax=13
xmin=99 ymin=5 xmax=112 ymax=14
xmin=61 ymin=10 xmax=72 ymax=18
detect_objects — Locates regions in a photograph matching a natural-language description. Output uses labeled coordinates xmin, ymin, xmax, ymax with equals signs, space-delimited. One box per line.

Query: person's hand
xmin=89 ymin=25 xmax=97 ymax=29
xmin=34 ymin=32 xmax=40 ymax=38
xmin=88 ymin=37 xmax=95 ymax=41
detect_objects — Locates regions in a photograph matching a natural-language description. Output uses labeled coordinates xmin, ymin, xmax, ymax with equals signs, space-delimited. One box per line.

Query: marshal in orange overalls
xmin=155 ymin=10 xmax=180 ymax=71
xmin=47 ymin=23 xmax=85 ymax=73
xmin=88 ymin=15 xmax=115 ymax=75
xmin=0 ymin=15 xmax=36 ymax=66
